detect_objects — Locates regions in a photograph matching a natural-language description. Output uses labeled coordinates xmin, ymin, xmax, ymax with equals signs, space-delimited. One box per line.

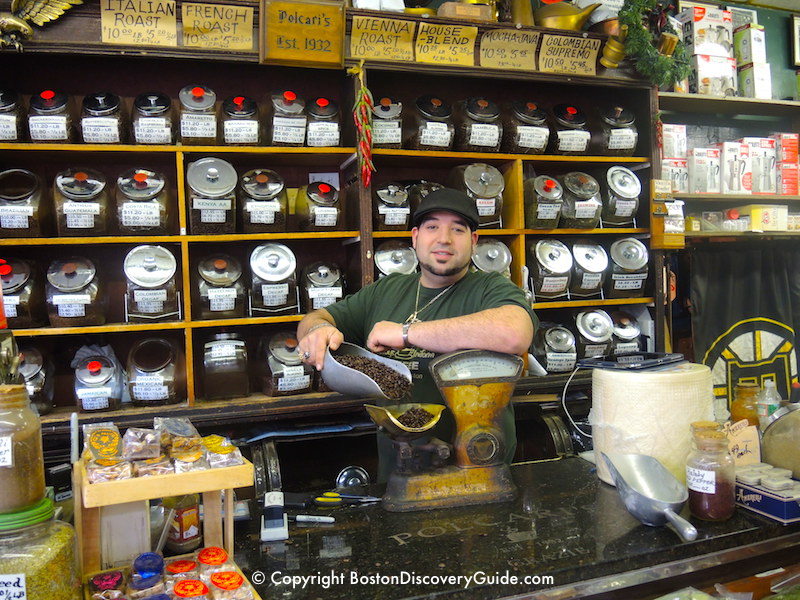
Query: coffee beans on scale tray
xmin=333 ymin=354 xmax=411 ymax=400
xmin=397 ymin=406 xmax=435 ymax=428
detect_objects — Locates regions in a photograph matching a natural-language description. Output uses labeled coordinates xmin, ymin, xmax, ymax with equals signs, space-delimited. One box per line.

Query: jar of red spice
xmin=685 ymin=429 xmax=735 ymax=521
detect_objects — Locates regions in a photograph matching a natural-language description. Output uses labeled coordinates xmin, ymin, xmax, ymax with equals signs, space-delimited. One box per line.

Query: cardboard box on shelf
xmin=688 ymin=55 xmax=738 ymax=97
xmin=736 ymin=481 xmax=800 ymax=524
xmin=662 ymin=158 xmax=689 ymax=193
xmin=662 ymin=123 xmax=688 ymax=159
xmin=677 ymin=7 xmax=733 ymax=58
xmin=771 ymin=133 xmax=799 ymax=164
xmin=716 ymin=141 xmax=751 ymax=194
xmin=778 ymin=163 xmax=799 ymax=196
xmin=738 ymin=62 xmax=771 ymax=100
xmin=687 ymin=147 xmax=721 ymax=193
xmin=733 ymin=204 xmax=788 ymax=231
xmin=739 ymin=137 xmax=776 ymax=195
xmin=733 ymin=23 xmax=766 ymax=65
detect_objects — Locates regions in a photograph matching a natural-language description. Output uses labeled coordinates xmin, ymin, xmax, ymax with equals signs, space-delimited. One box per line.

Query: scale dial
xmin=430 ymin=350 xmax=523 ymax=387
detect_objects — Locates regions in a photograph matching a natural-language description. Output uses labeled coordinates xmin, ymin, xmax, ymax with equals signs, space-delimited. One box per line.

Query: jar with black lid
xmin=54 ymin=167 xmax=109 ymax=236
xmin=266 ymin=90 xmax=306 ymax=147
xmin=204 ymin=333 xmax=250 ymax=400
xmin=529 ymin=239 xmax=572 ymax=300
xmin=45 ymin=256 xmax=105 ymax=327
xmin=552 ymin=103 xmax=590 ymax=155
xmin=127 ymin=338 xmax=182 ymax=406
xmin=449 ymin=163 xmax=504 ymax=228
xmin=301 ymin=262 xmax=344 ymax=313
xmin=610 ymin=310 xmax=642 ymax=354
xmin=221 ymin=95 xmax=260 ymax=146
xmin=372 ymin=96 xmax=402 ymax=149
xmin=116 ymin=168 xmax=170 ymax=235
xmin=0 ymin=168 xmax=49 ymax=237
xmin=559 ymin=172 xmax=602 ymax=229
xmin=186 ymin=157 xmax=237 ymax=234
xmin=533 ymin=324 xmax=577 ymax=373
xmin=524 ymin=175 xmax=563 ymax=229
xmin=472 ymin=238 xmax=512 ymax=278
xmin=132 ymin=92 xmax=174 ymax=145
xmin=295 ymin=181 xmax=341 ymax=231
xmin=602 ymin=166 xmax=641 ymax=227
xmin=238 ymin=168 xmax=287 ymax=233
xmin=574 ymin=309 xmax=614 ymax=358
xmin=261 ymin=331 xmax=314 ymax=396
xmin=405 ymin=95 xmax=454 ymax=151
xmin=0 ymin=90 xmax=22 ymax=141
xmin=249 ymin=243 xmax=298 ymax=316
xmin=373 ymin=182 xmax=410 ymax=231
xmin=123 ymin=245 xmax=180 ymax=323
xmin=306 ymin=97 xmax=340 ymax=147
xmin=374 ymin=240 xmax=418 ymax=278
xmin=19 ymin=345 xmax=55 ymax=415
xmin=502 ymin=100 xmax=550 ymax=154
xmin=80 ymin=92 xmax=125 ymax=144
xmin=599 ymin=104 xmax=638 ymax=157
xmin=0 ymin=257 xmax=47 ymax=329
xmin=194 ymin=253 xmax=246 ymax=320
xmin=28 ymin=90 xmax=74 ymax=143
xmin=605 ymin=237 xmax=649 ymax=299
xmin=179 ymin=85 xmax=218 ymax=145
xmin=569 ymin=240 xmax=608 ymax=298
xmin=454 ymin=97 xmax=503 ymax=153
xmin=74 ymin=355 xmax=122 ymax=412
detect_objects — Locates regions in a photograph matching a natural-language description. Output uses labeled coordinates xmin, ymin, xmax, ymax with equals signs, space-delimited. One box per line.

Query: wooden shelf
xmin=658 ymin=92 xmax=800 ymax=117
xmin=0 ymin=142 xmax=356 ymax=155
xmin=522 ymin=228 xmax=649 ymax=235
xmin=533 ymin=297 xmax=654 ymax=309
xmin=675 ymin=194 xmax=800 ymax=203
xmin=12 ymin=321 xmax=191 ymax=337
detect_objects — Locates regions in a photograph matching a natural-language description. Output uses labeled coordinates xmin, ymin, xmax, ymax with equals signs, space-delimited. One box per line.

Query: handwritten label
xmin=0 ymin=436 xmax=11 ymax=467
xmin=350 ymin=16 xmax=415 ymax=62
xmin=723 ymin=419 xmax=761 ymax=466
xmin=479 ymin=29 xmax=538 ymax=71
xmin=0 ymin=574 xmax=26 ymax=599
xmin=101 ymin=0 xmax=178 ymax=47
xmin=182 ymin=3 xmax=253 ymax=50
xmin=539 ymin=34 xmax=601 ymax=76
xmin=262 ymin=0 xmax=344 ymax=67
xmin=415 ymin=22 xmax=477 ymax=67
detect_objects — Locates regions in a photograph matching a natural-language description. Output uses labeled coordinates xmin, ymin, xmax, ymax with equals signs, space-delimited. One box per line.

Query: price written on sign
xmin=182 ymin=3 xmax=254 ymax=50
xmin=350 ymin=16 xmax=415 ymax=62
xmin=100 ymin=0 xmax=178 ymax=46
xmin=415 ymin=22 xmax=477 ymax=67
xmin=262 ymin=0 xmax=344 ymax=67
xmin=479 ymin=29 xmax=539 ymax=71
xmin=539 ymin=34 xmax=601 ymax=76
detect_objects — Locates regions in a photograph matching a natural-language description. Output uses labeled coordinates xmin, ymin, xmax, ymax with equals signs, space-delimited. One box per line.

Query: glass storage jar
xmin=405 ymin=95 xmax=454 ymax=151
xmin=238 ymin=168 xmax=287 ymax=233
xmin=552 ymin=103 xmax=590 ymax=155
xmin=45 ymin=256 xmax=106 ymax=327
xmin=605 ymin=237 xmax=648 ymax=299
xmin=502 ymin=100 xmax=550 ymax=154
xmin=0 ymin=169 xmax=49 ymax=237
xmin=203 ymin=333 xmax=250 ymax=400
xmin=221 ymin=95 xmax=260 ymax=146
xmin=0 ymin=90 xmax=22 ymax=141
xmin=686 ymin=430 xmax=735 ymax=521
xmin=295 ymin=181 xmax=341 ymax=231
xmin=28 ymin=90 xmax=73 ymax=143
xmin=602 ymin=166 xmax=641 ymax=227
xmin=610 ymin=310 xmax=642 ymax=354
xmin=524 ymin=175 xmax=563 ymax=229
xmin=301 ymin=262 xmax=344 ymax=313
xmin=730 ymin=381 xmax=760 ymax=426
xmin=127 ymin=338 xmax=181 ymax=406
xmin=261 ymin=331 xmax=314 ymax=396
xmin=306 ymin=97 xmax=340 ymax=147
xmin=123 ymin=245 xmax=180 ymax=322
xmin=599 ymin=104 xmax=638 ymax=157
xmin=472 ymin=238 xmax=512 ymax=278
xmin=186 ymin=157 xmax=237 ymax=234
xmin=406 ymin=180 xmax=444 ymax=216
xmin=575 ymin=309 xmax=614 ymax=358
xmin=372 ymin=96 xmax=403 ymax=149
xmin=449 ymin=163 xmax=504 ymax=228
xmin=569 ymin=240 xmax=607 ymax=298
xmin=1 ymin=258 xmax=47 ymax=328
xmin=249 ymin=243 xmax=298 ymax=316
xmin=532 ymin=324 xmax=576 ymax=374
xmin=373 ymin=182 xmax=410 ymax=231
xmin=116 ymin=168 xmax=170 ymax=235
xmin=559 ymin=172 xmax=602 ymax=229
xmin=0 ymin=384 xmax=45 ymax=513
xmin=74 ymin=355 xmax=122 ymax=412
xmin=374 ymin=240 xmax=418 ymax=278
xmin=162 ymin=495 xmax=202 ymax=554
xmin=194 ymin=253 xmax=246 ymax=320
xmin=179 ymin=85 xmax=218 ymax=145
xmin=54 ymin=167 xmax=109 ymax=236
xmin=80 ymin=92 xmax=125 ymax=144
xmin=132 ymin=92 xmax=174 ymax=145
xmin=266 ymin=90 xmax=306 ymax=147
xmin=454 ymin=97 xmax=503 ymax=153
xmin=18 ymin=345 xmax=55 ymax=415
xmin=529 ymin=239 xmax=572 ymax=300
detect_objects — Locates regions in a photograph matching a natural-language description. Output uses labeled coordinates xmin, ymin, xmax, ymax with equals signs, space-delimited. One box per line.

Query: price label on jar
xmin=517 ymin=125 xmax=549 ymax=151
xmin=546 ymin=352 xmax=576 ymax=372
xmin=614 ymin=342 xmax=640 ymax=354
xmin=612 ymin=273 xmax=645 ymax=290
xmin=261 ymin=283 xmax=290 ymax=306
xmin=420 ymin=122 xmax=452 ymax=147
xmin=211 ymin=343 xmax=239 ymax=359
xmin=557 ymin=129 xmax=590 ymax=153
xmin=537 ymin=203 xmax=560 ymax=220
xmin=378 ymin=206 xmax=410 ymax=226
xmin=373 ymin=120 xmax=402 ymax=145
xmin=134 ymin=118 xmax=172 ymax=144
xmin=580 ymin=272 xmax=602 ymax=289
xmin=57 ymin=304 xmax=86 ymax=318
xmin=134 ymin=289 xmax=168 ymax=303
xmin=223 ymin=120 xmax=259 ymax=144
xmin=349 ymin=16 xmax=415 ymax=62
xmin=476 ymin=197 xmax=496 ymax=217
xmin=539 ymin=276 xmax=568 ymax=294
xmin=574 ymin=201 xmax=598 ymax=219
xmin=181 ymin=113 xmax=217 ymax=139
xmin=0 ymin=114 xmax=17 ymax=140
xmin=28 ymin=115 xmax=68 ymax=141
xmin=306 ymin=122 xmax=340 ymax=147
xmin=246 ymin=201 xmax=280 ymax=224
xmin=614 ymin=199 xmax=637 ymax=217
xmin=468 ymin=123 xmax=500 ymax=148
xmin=538 ymin=34 xmax=601 ymax=76
xmin=182 ymin=3 xmax=254 ymax=50
xmin=208 ymin=287 xmax=237 ymax=311
xmin=583 ymin=343 xmax=608 ymax=357
xmin=686 ymin=466 xmax=715 ymax=493
xmin=0 ymin=206 xmax=33 ymax=230
xmin=261 ymin=0 xmax=345 ymax=68
xmin=82 ymin=117 xmax=121 ymax=144
xmin=133 ymin=383 xmax=169 ymax=401
xmin=309 ymin=286 xmax=342 ymax=309
xmin=272 ymin=116 xmax=307 ymax=144
xmin=278 ymin=374 xmax=311 ymax=392
xmin=313 ymin=206 xmax=338 ymax=227
xmin=608 ymin=129 xmax=637 ymax=150
xmin=0 ymin=436 xmax=12 ymax=467
xmin=77 ymin=387 xmax=112 ymax=410
xmin=415 ymin=22 xmax=477 ymax=67
xmin=478 ymin=29 xmax=538 ymax=71
xmin=121 ymin=202 xmax=161 ymax=228
xmin=101 ymin=0 xmax=178 ymax=46
xmin=2 ymin=295 xmax=18 ymax=318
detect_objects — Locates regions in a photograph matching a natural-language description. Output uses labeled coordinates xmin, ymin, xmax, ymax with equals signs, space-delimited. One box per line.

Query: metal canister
xmin=74 ymin=355 xmax=122 ymax=412
xmin=611 ymin=310 xmax=642 ymax=354
xmin=302 ymin=262 xmax=344 ymax=313
xmin=238 ymin=168 xmax=287 ymax=233
xmin=552 ymin=103 xmax=590 ymax=155
xmin=249 ymin=243 xmax=298 ymax=315
xmin=123 ymin=245 xmax=180 ymax=322
xmin=132 ymin=92 xmax=173 ymax=144
xmin=116 ymin=168 xmax=170 ymax=234
xmin=524 ymin=175 xmax=563 ymax=229
xmin=80 ymin=92 xmax=125 ymax=144
xmin=575 ymin=309 xmax=614 ymax=358
xmin=306 ymin=97 xmax=340 ymax=147
xmin=605 ymin=237 xmax=649 ymax=299
xmin=0 ymin=169 xmax=47 ymax=237
xmin=559 ymin=172 xmax=602 ymax=229
xmin=375 ymin=240 xmax=417 ymax=278
xmin=19 ymin=345 xmax=55 ymax=415
xmin=186 ymin=157 xmax=237 ymax=234
xmin=602 ymin=166 xmax=641 ymax=227
xmin=455 ymin=97 xmax=503 ymax=153
xmin=529 ymin=239 xmax=572 ymax=300
xmin=28 ymin=89 xmax=73 ymax=143
xmin=502 ymin=100 xmax=550 ymax=154
xmin=374 ymin=182 xmax=410 ymax=231
xmin=295 ymin=181 xmax=341 ymax=231
xmin=1 ymin=258 xmax=46 ymax=328
xmin=599 ymin=104 xmax=638 ymax=157
xmin=0 ymin=89 xmax=22 ymax=141
xmin=45 ymin=256 xmax=105 ymax=327
xmin=267 ymin=90 xmax=306 ymax=147
xmin=127 ymin=338 xmax=181 ymax=406
xmin=221 ymin=95 xmax=260 ymax=145
xmin=261 ymin=331 xmax=314 ymax=396
xmin=450 ymin=163 xmax=504 ymax=228
xmin=472 ymin=238 xmax=512 ymax=278
xmin=195 ymin=253 xmax=246 ymax=320
xmin=54 ymin=167 xmax=109 ymax=236
xmin=372 ymin=96 xmax=403 ymax=149
xmin=569 ymin=240 xmax=608 ymax=298
xmin=533 ymin=324 xmax=577 ymax=373
xmin=178 ymin=84 xmax=217 ymax=145
xmin=203 ymin=332 xmax=250 ymax=400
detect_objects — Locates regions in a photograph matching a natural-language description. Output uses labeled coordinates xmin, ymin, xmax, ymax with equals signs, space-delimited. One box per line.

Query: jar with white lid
xmin=406 ymin=95 xmax=454 ymax=151
xmin=306 ymin=96 xmax=340 ymax=147
xmin=602 ymin=166 xmax=641 ymax=227
xmin=194 ymin=253 xmax=246 ymax=320
xmin=0 ymin=90 xmax=23 ymax=141
xmin=374 ymin=240 xmax=418 ymax=278
xmin=295 ymin=181 xmax=341 ymax=231
xmin=261 ymin=331 xmax=314 ymax=396
xmin=74 ymin=355 xmax=123 ymax=412
xmin=54 ymin=167 xmax=109 ymax=236
xmin=28 ymin=90 xmax=74 ymax=143
xmin=80 ymin=92 xmax=125 ymax=144
xmin=454 ymin=97 xmax=503 ymax=153
xmin=179 ymin=85 xmax=218 ymax=145
xmin=19 ymin=345 xmax=55 ymax=415
xmin=266 ymin=90 xmax=306 ymax=147
xmin=238 ymin=168 xmax=287 ymax=233
xmin=45 ymin=256 xmax=106 ymax=327
xmin=1 ymin=258 xmax=47 ymax=329
xmin=221 ymin=95 xmax=260 ymax=146
xmin=204 ymin=333 xmax=250 ymax=400
xmin=0 ymin=168 xmax=49 ymax=238
xmin=186 ymin=157 xmax=237 ymax=234
xmin=472 ymin=238 xmax=512 ymax=278
xmin=610 ymin=310 xmax=642 ymax=354
xmin=249 ymin=243 xmax=298 ymax=316
xmin=569 ymin=240 xmax=608 ymax=298
xmin=599 ymin=104 xmax=638 ymax=157
xmin=123 ymin=245 xmax=180 ymax=322
xmin=373 ymin=182 xmax=410 ymax=231
xmin=127 ymin=338 xmax=182 ymax=406
xmin=552 ymin=103 xmax=591 ymax=155
xmin=449 ymin=163 xmax=504 ymax=228
xmin=529 ymin=238 xmax=572 ymax=300
xmin=132 ymin=92 xmax=174 ymax=145
xmin=301 ymin=262 xmax=344 ymax=312
xmin=524 ymin=175 xmax=563 ymax=229
xmin=559 ymin=172 xmax=602 ymax=229
xmin=605 ymin=237 xmax=649 ymax=299
xmin=372 ymin=96 xmax=403 ymax=149
xmin=116 ymin=168 xmax=170 ymax=234
xmin=574 ymin=309 xmax=614 ymax=358
xmin=502 ymin=100 xmax=550 ymax=154
xmin=532 ymin=324 xmax=576 ymax=373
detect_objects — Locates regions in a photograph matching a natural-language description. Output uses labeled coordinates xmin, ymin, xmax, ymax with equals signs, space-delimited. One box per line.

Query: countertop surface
xmin=232 ymin=457 xmax=800 ymax=600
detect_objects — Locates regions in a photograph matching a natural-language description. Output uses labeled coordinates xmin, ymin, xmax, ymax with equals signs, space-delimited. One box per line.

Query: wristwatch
xmin=401 ymin=322 xmax=411 ymax=348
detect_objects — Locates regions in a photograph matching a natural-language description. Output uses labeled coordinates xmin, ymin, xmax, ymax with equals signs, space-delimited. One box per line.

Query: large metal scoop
xmin=321 ymin=342 xmax=412 ymax=400
xmin=602 ymin=452 xmax=698 ymax=542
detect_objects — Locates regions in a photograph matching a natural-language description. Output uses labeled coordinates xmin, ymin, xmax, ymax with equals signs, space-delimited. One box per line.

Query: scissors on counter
xmin=313 ymin=491 xmax=382 ymax=507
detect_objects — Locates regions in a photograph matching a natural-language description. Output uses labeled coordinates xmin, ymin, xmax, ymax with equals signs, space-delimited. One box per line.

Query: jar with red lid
xmin=132 ymin=92 xmax=174 ymax=145
xmin=197 ymin=546 xmax=231 ymax=580
xmin=686 ymin=429 xmax=735 ymax=521
xmin=454 ymin=97 xmax=503 ymax=153
xmin=502 ymin=100 xmax=550 ymax=154
xmin=0 ymin=168 xmax=49 ymax=237
xmin=552 ymin=103 xmax=591 ymax=155
xmin=238 ymin=168 xmax=287 ymax=233
xmin=173 ymin=579 xmax=210 ymax=600
xmin=306 ymin=96 xmax=340 ymax=147
xmin=0 ymin=89 xmax=23 ymax=141
xmin=221 ymin=95 xmax=260 ymax=146
xmin=295 ymin=181 xmax=342 ymax=231
xmin=116 ymin=168 xmax=170 ymax=234
xmin=73 ymin=355 xmax=123 ymax=412
xmin=45 ymin=256 xmax=106 ymax=327
xmin=179 ymin=85 xmax=218 ymax=145
xmin=405 ymin=95 xmax=454 ymax=151
xmin=1 ymin=257 xmax=47 ymax=329
xmin=194 ymin=253 xmax=246 ymax=319
xmin=80 ymin=92 xmax=125 ymax=144
xmin=266 ymin=90 xmax=306 ymax=147
xmin=53 ymin=167 xmax=109 ymax=236
xmin=28 ymin=89 xmax=74 ymax=143
xmin=524 ymin=175 xmax=563 ymax=229
xmin=210 ymin=571 xmax=254 ymax=600
xmin=260 ymin=331 xmax=314 ymax=396
xmin=372 ymin=96 xmax=402 ymax=149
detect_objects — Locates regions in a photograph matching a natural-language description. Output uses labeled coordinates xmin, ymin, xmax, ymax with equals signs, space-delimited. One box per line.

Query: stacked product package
xmin=676 ymin=6 xmax=736 ymax=97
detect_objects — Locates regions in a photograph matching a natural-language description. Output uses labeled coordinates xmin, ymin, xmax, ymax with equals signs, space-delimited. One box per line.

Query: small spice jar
xmin=552 ymin=103 xmax=591 ymax=155
xmin=454 ymin=97 xmax=503 ymax=153
xmin=373 ymin=182 xmax=410 ymax=231
xmin=266 ymin=90 xmax=306 ymax=147
xmin=249 ymin=243 xmax=298 ymax=316
xmin=45 ymin=256 xmax=106 ymax=327
xmin=195 ymin=253 xmax=246 ymax=320
xmin=472 ymin=238 xmax=512 ymax=278
xmin=532 ymin=324 xmax=576 ymax=373
xmin=524 ymin=175 xmax=563 ymax=229
xmin=28 ymin=89 xmax=74 ymax=143
xmin=173 ymin=579 xmax=210 ymax=600
xmin=19 ymin=345 xmax=55 ymax=415
xmin=0 ymin=89 xmax=23 ymax=141
xmin=306 ymin=96 xmax=340 ymax=147
xmin=295 ymin=181 xmax=342 ymax=231
xmin=127 ymin=337 xmax=182 ymax=406
xmin=123 ymin=245 xmax=180 ymax=322
xmin=187 ymin=157 xmax=237 ymax=234
xmin=686 ymin=429 xmax=735 ymax=521
xmin=502 ymin=100 xmax=550 ymax=154
xmin=599 ymin=104 xmax=638 ymax=157
xmin=529 ymin=238 xmax=572 ymax=300
xmin=0 ymin=258 xmax=47 ymax=328
xmin=261 ymin=331 xmax=314 ymax=396
xmin=602 ymin=166 xmax=641 ymax=227
xmin=449 ymin=163 xmax=505 ymax=228
xmin=372 ymin=96 xmax=403 ymax=149
xmin=0 ymin=169 xmax=49 ymax=237
xmin=405 ymin=95 xmax=454 ymax=151
xmin=574 ymin=309 xmax=614 ymax=358
xmin=374 ymin=240 xmax=418 ymax=278
xmin=80 ymin=92 xmax=125 ymax=144
xmin=559 ymin=172 xmax=602 ymax=229
xmin=209 ymin=571 xmax=254 ymax=600
xmin=74 ymin=355 xmax=123 ymax=412
xmin=406 ymin=180 xmax=445 ymax=215
xmin=610 ymin=310 xmax=642 ymax=354
xmin=238 ymin=168 xmax=287 ymax=233
xmin=132 ymin=92 xmax=174 ymax=145
xmin=197 ymin=546 xmax=231 ymax=580
xmin=301 ymin=262 xmax=344 ymax=313
xmin=54 ymin=167 xmax=109 ymax=236
xmin=88 ymin=570 xmax=126 ymax=598
xmin=179 ymin=85 xmax=218 ymax=145
xmin=730 ymin=382 xmax=760 ymax=426
xmin=569 ymin=240 xmax=608 ymax=298
xmin=605 ymin=237 xmax=648 ymax=299
xmin=221 ymin=95 xmax=260 ymax=146
xmin=116 ymin=168 xmax=171 ymax=235
xmin=203 ymin=333 xmax=250 ymax=400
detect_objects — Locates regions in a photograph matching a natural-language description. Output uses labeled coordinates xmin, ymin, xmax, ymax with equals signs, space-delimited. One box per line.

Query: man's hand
xmin=366 ymin=321 xmax=405 ymax=353
xmin=298 ymin=320 xmax=343 ymax=371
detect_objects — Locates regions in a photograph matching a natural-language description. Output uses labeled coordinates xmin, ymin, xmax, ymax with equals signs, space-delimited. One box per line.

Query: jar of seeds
xmin=295 ymin=181 xmax=341 ymax=231
xmin=54 ymin=167 xmax=109 ymax=236
xmin=552 ymin=103 xmax=591 ymax=155
xmin=132 ymin=92 xmax=174 ymax=145
xmin=266 ymin=90 xmax=306 ymax=147
xmin=73 ymin=355 xmax=122 ymax=412
xmin=0 ymin=90 xmax=23 ymax=141
xmin=405 ymin=95 xmax=454 ymax=151
xmin=0 ymin=168 xmax=49 ymax=237
xmin=194 ymin=253 xmax=246 ymax=320
xmin=306 ymin=97 xmax=340 ymax=147
xmin=449 ymin=163 xmax=504 ymax=228
xmin=559 ymin=172 xmax=602 ymax=229
xmin=249 ymin=243 xmax=298 ymax=316
xmin=127 ymin=338 xmax=182 ymax=406
xmin=605 ymin=237 xmax=649 ymax=299
xmin=454 ymin=97 xmax=502 ymax=153
xmin=529 ymin=238 xmax=572 ymax=300
xmin=532 ymin=324 xmax=576 ymax=374
xmin=238 ymin=168 xmax=287 ymax=233
xmin=524 ymin=175 xmax=563 ymax=229
xmin=373 ymin=182 xmax=410 ymax=231
xmin=575 ymin=309 xmax=614 ymax=358
xmin=599 ymin=104 xmax=638 ymax=157
xmin=80 ymin=92 xmax=125 ymax=144
xmin=204 ymin=333 xmax=250 ymax=400
xmin=372 ymin=96 xmax=402 ymax=149
xmin=301 ymin=262 xmax=344 ymax=313
xmin=261 ymin=331 xmax=313 ymax=396
xmin=28 ymin=89 xmax=74 ymax=143
xmin=601 ymin=165 xmax=641 ymax=227
xmin=186 ymin=157 xmax=237 ymax=234
xmin=123 ymin=245 xmax=180 ymax=323
xmin=116 ymin=168 xmax=170 ymax=235
xmin=502 ymin=100 xmax=550 ymax=154
xmin=45 ymin=256 xmax=106 ymax=327
xmin=221 ymin=95 xmax=260 ymax=146
xmin=19 ymin=344 xmax=55 ymax=415
xmin=179 ymin=85 xmax=218 ymax=145
xmin=0 ymin=257 xmax=47 ymax=329
xmin=569 ymin=240 xmax=608 ymax=298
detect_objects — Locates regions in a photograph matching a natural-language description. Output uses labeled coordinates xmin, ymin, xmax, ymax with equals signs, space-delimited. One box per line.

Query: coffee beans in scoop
xmin=334 ymin=354 xmax=411 ymax=399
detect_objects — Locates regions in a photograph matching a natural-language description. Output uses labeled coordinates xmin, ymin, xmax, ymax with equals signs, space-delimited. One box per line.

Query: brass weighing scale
xmin=366 ymin=349 xmax=524 ymax=512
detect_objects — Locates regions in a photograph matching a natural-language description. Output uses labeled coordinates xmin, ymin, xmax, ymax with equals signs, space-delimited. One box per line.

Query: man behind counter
xmin=297 ymin=187 xmax=538 ymax=481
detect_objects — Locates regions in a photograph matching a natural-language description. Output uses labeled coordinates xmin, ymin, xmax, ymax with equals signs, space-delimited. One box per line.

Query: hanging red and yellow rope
xmin=348 ymin=61 xmax=375 ymax=188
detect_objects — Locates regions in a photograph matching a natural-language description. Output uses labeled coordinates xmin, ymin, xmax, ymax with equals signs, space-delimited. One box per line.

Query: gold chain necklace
xmin=405 ymin=279 xmax=455 ymax=324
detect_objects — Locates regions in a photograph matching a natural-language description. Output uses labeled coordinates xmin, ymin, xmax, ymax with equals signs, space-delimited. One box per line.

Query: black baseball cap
xmin=412 ymin=188 xmax=479 ymax=231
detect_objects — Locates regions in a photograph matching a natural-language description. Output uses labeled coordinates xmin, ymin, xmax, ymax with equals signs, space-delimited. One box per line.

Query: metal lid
xmin=472 ymin=238 xmax=512 ymax=273
xmin=534 ymin=239 xmax=572 ymax=274
xmin=240 ymin=169 xmax=285 ymax=200
xmin=271 ymin=90 xmax=305 ymax=116
xmin=222 ymin=95 xmax=258 ymax=118
xmin=415 ymin=95 xmax=452 ymax=120
xmin=462 ymin=163 xmax=505 ymax=198
xmin=512 ymin=100 xmax=547 ymax=125
xmin=186 ymin=157 xmax=237 ymax=197
xmin=134 ymin=92 xmax=171 ymax=116
xmin=0 ymin=258 xmax=31 ymax=294
xmin=46 ymin=256 xmax=96 ymax=292
xmin=19 ymin=346 xmax=44 ymax=382
xmin=198 ymin=253 xmax=242 ymax=286
xmin=304 ymin=262 xmax=341 ymax=287
xmin=611 ymin=310 xmax=641 ymax=341
xmin=179 ymin=85 xmax=216 ymax=111
xmin=606 ymin=166 xmax=641 ymax=199
xmin=250 ymin=243 xmax=296 ymax=282
xmin=375 ymin=240 xmax=418 ymax=276
xmin=553 ymin=103 xmax=587 ymax=128
xmin=0 ymin=168 xmax=40 ymax=202
xmin=571 ymin=241 xmax=608 ymax=273
xmin=129 ymin=338 xmax=175 ymax=372
xmin=0 ymin=90 xmax=18 ymax=111
xmin=375 ymin=182 xmax=408 ymax=207
xmin=562 ymin=172 xmax=599 ymax=199
xmin=307 ymin=97 xmax=339 ymax=119
xmin=305 ymin=181 xmax=339 ymax=206
xmin=600 ymin=105 xmax=635 ymax=127
xmin=268 ymin=331 xmax=303 ymax=365
xmin=82 ymin=92 xmax=121 ymax=116
xmin=575 ymin=309 xmax=614 ymax=343
xmin=30 ymin=90 xmax=68 ymax=113
xmin=372 ymin=96 xmax=402 ymax=120
xmin=544 ymin=326 xmax=576 ymax=353
xmin=117 ymin=168 xmax=166 ymax=201
xmin=55 ymin=167 xmax=107 ymax=200
xmin=123 ymin=245 xmax=177 ymax=288
xmin=532 ymin=175 xmax=563 ymax=201
xmin=465 ymin=97 xmax=500 ymax=122
xmin=610 ymin=238 xmax=648 ymax=270
xmin=75 ymin=355 xmax=115 ymax=386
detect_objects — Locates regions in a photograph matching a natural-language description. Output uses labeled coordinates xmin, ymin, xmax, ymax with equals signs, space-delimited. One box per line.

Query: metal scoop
xmin=602 ymin=452 xmax=698 ymax=542
xmin=321 ymin=342 xmax=412 ymax=400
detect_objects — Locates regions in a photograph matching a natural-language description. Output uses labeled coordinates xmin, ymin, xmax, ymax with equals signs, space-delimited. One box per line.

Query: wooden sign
xmin=538 ymin=34 xmax=601 ymax=76
xmin=415 ymin=22 xmax=477 ymax=67
xmin=478 ymin=29 xmax=538 ymax=71
xmin=350 ymin=15 xmax=415 ymax=62
xmin=182 ymin=3 xmax=254 ymax=50
xmin=101 ymin=0 xmax=178 ymax=46
xmin=261 ymin=0 xmax=345 ymax=68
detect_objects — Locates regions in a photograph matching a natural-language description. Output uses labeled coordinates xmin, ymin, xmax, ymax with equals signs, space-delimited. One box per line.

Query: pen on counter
xmin=289 ymin=515 xmax=335 ymax=524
